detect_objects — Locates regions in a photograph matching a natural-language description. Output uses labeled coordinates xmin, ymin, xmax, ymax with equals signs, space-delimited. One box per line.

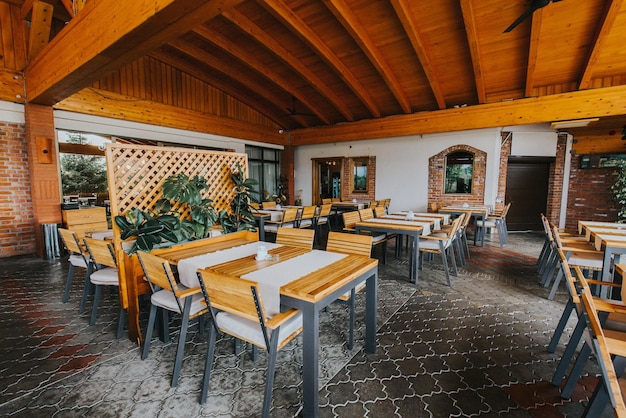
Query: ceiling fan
xmin=503 ymin=0 xmax=563 ymax=33
xmin=285 ymin=96 xmax=316 ymax=117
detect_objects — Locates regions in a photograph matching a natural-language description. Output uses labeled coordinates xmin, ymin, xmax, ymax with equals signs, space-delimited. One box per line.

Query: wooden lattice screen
xmin=104 ymin=143 xmax=248 ymax=343
xmin=105 ymin=143 xmax=248 ymax=240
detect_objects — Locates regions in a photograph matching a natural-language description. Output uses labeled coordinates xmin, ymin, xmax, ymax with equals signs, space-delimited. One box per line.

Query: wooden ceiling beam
xmin=326 ymin=0 xmax=411 ymax=114
xmin=193 ymin=25 xmax=332 ymax=124
xmin=27 ymin=0 xmax=53 ymax=61
xmin=290 ymin=85 xmax=626 ymax=145
xmin=459 ymin=0 xmax=486 ymax=104
xmin=579 ymin=0 xmax=624 ymax=90
xmin=525 ymin=8 xmax=543 ymax=97
xmin=59 ymin=0 xmax=75 ymax=17
xmin=391 ymin=0 xmax=446 ymax=110
xmin=55 ymin=87 xmax=286 ymax=145
xmin=25 ymin=0 xmax=244 ymax=105
xmin=222 ymin=8 xmax=354 ymax=121
xmin=259 ymin=0 xmax=381 ymax=118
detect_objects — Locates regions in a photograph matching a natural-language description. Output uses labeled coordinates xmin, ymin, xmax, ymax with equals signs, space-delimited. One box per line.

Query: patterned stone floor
xmin=0 ymin=230 xmax=612 ymax=417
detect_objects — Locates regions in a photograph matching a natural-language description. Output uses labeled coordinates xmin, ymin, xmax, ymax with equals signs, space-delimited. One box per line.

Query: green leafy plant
xmin=611 ymin=160 xmax=626 ymax=223
xmin=219 ymin=163 xmax=259 ymax=234
xmin=115 ymin=173 xmax=217 ymax=254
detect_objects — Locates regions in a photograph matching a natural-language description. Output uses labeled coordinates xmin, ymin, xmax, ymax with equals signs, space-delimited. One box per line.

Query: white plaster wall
xmin=0 ymin=101 xmax=25 ymax=123
xmin=294 ymin=128 xmax=504 ymax=213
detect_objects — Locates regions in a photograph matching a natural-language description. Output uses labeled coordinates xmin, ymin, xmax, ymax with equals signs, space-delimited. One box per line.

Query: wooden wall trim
xmin=290 ymin=85 xmax=626 ymax=145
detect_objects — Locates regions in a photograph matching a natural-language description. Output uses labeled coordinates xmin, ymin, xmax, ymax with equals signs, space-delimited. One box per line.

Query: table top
xmin=578 ymin=220 xmax=626 ymax=235
xmin=356 ymin=218 xmax=425 ymax=233
xmin=440 ymin=205 xmax=491 ymax=215
xmin=592 ymin=233 xmax=626 ymax=251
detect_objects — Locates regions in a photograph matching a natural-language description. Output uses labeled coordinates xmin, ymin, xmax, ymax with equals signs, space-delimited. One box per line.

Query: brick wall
xmin=545 ymin=134 xmax=567 ymax=225
xmin=428 ymin=145 xmax=487 ymax=207
xmin=0 ymin=121 xmax=36 ymax=257
xmin=564 ymin=154 xmax=618 ymax=230
xmin=341 ymin=156 xmax=376 ymax=202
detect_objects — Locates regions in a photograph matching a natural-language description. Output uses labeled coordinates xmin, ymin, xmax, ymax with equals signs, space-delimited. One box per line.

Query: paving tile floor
xmin=0 ymin=230 xmax=613 ymax=417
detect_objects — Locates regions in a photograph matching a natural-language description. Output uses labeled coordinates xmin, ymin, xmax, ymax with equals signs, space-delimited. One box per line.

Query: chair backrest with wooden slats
xmin=374 ymin=206 xmax=386 ymax=218
xmin=297 ymin=205 xmax=317 ymax=224
xmin=358 ymin=208 xmax=374 ymax=221
xmin=276 ymin=227 xmax=315 ymax=249
xmin=318 ymin=203 xmax=332 ymax=217
xmin=263 ymin=201 xmax=277 ymax=209
xmin=331 ymin=197 xmax=341 ymax=202
xmin=326 ymin=231 xmax=372 ymax=257
xmin=342 ymin=211 xmax=361 ymax=231
xmin=198 ymin=269 xmax=265 ymax=324
xmin=83 ymin=238 xmax=117 ymax=268
xmin=137 ymin=251 xmax=188 ymax=314
xmin=369 ymin=200 xmax=378 ymax=208
xmin=281 ymin=207 xmax=299 ymax=224
xmin=322 ymin=198 xmax=332 ymax=204
xmin=58 ymin=228 xmax=84 ymax=256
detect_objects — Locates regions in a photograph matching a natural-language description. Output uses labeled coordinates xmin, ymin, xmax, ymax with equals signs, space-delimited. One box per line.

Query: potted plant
xmin=611 ymin=160 xmax=626 ymax=223
xmin=115 ymin=173 xmax=217 ymax=254
xmin=219 ymin=162 xmax=259 ymax=233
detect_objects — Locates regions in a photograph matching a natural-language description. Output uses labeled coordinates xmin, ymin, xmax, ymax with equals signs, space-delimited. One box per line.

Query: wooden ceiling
xmin=10 ymin=0 xmax=626 ymax=143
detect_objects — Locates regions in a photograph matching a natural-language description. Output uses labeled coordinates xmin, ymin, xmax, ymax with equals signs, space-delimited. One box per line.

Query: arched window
xmin=445 ymin=151 xmax=474 ymax=194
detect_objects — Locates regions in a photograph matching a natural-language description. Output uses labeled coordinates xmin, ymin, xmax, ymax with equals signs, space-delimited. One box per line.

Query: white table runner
xmin=177 ymin=242 xmax=280 ymax=288
xmin=382 ymin=215 xmax=440 ymax=230
xmin=243 ymin=250 xmax=347 ymax=316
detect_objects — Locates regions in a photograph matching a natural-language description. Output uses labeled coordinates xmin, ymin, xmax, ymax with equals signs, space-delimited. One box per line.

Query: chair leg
xmin=551 ymin=315 xmax=585 ymax=386
xmin=79 ymin=263 xmax=94 ymax=313
xmin=200 ymin=326 xmax=217 ymax=404
xmin=142 ymin=304 xmax=158 ymax=360
xmin=439 ymin=242 xmax=452 ymax=286
xmin=62 ymin=264 xmax=75 ymax=303
xmin=262 ymin=332 xmax=280 ymax=418
xmin=548 ymin=268 xmax=564 ymax=300
xmin=116 ymin=308 xmax=126 ymax=339
xmin=560 ymin=342 xmax=592 ymax=399
xmin=583 ymin=378 xmax=610 ymax=417
xmin=547 ymin=299 xmax=575 ymax=353
xmin=171 ymin=297 xmax=192 ymax=387
xmin=89 ymin=284 xmax=102 ymax=325
xmin=448 ymin=244 xmax=458 ymax=277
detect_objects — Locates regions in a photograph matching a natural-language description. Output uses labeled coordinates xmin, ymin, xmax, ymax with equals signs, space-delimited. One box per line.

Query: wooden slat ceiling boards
xmin=11 ymin=0 xmax=626 ymax=143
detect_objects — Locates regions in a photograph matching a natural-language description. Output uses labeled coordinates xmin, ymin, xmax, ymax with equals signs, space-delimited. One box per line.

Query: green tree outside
xmin=60 ymin=133 xmax=108 ymax=195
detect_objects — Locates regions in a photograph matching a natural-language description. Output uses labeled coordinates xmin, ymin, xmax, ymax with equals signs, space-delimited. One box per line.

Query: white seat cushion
xmin=264 ymin=223 xmax=293 ymax=233
xmin=69 ymin=254 xmax=88 ymax=268
xmin=372 ymin=233 xmax=386 ymax=243
xmin=216 ymin=310 xmax=302 ymax=348
xmin=90 ymin=267 xmax=119 ymax=285
xmin=299 ymin=219 xmax=313 ymax=228
xmin=419 ymin=239 xmax=449 ymax=251
xmin=151 ymin=288 xmax=206 ymax=315
xmin=478 ymin=220 xmax=497 ymax=228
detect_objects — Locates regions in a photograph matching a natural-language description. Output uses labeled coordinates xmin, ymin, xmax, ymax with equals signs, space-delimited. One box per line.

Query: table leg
xmin=257 ymin=216 xmax=266 ymax=242
xmin=300 ymin=303 xmax=319 ymax=417
xmin=365 ymin=271 xmax=378 ymax=353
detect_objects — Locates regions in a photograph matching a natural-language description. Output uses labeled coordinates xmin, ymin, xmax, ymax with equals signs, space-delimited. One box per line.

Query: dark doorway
xmin=505 ymin=157 xmax=553 ymax=231
xmin=312 ymin=158 xmax=343 ymax=204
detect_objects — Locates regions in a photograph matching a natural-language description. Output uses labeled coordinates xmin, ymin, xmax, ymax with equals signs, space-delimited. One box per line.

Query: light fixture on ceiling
xmin=550 ymin=118 xmax=599 ymax=129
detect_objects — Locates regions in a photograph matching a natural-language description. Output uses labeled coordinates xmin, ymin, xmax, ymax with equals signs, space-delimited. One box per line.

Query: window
xmin=246 ymin=145 xmax=281 ymax=202
xmin=444 ymin=151 xmax=473 ymax=194
xmin=351 ymin=157 xmax=368 ymax=193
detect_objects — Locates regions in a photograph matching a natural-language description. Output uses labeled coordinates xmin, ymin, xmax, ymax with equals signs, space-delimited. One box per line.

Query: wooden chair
xmin=547 ymin=246 xmax=625 ymax=400
xmin=137 ymin=251 xmax=208 ymax=387
xmin=342 ymin=211 xmax=360 ymax=233
xmin=58 ymin=228 xmax=91 ymax=304
xmin=82 ymin=238 xmax=125 ymax=338
xmin=578 ymin=280 xmax=626 ymax=417
xmin=374 ymin=206 xmax=386 ymax=218
xmin=476 ymin=202 xmax=511 ymax=247
xmin=321 ymin=198 xmax=332 ymax=205
xmin=196 ymin=269 xmax=302 ymax=417
xmin=262 ymin=201 xmax=276 ymax=209
xmin=418 ymin=215 xmax=463 ymax=286
xmin=275 ymin=227 xmax=315 ymax=249
xmin=263 ymin=207 xmax=298 ymax=237
xmin=296 ymin=205 xmax=316 ymax=229
xmin=429 ymin=202 xmax=440 ymax=213
xmin=383 ymin=198 xmax=391 ymax=214
xmin=326 ymin=232 xmax=373 ymax=349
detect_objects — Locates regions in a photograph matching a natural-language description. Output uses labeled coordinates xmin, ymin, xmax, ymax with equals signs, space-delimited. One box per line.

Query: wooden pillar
xmin=282 ymin=145 xmax=295 ymax=205
xmin=24 ymin=103 xmax=61 ymax=257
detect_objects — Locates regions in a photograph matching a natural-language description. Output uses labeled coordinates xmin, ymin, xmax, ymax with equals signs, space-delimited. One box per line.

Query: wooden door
xmin=505 ymin=158 xmax=552 ymax=231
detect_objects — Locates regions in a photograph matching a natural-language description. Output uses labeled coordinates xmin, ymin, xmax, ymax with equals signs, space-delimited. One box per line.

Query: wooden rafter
xmin=222 ymin=8 xmax=354 ymax=121
xmin=193 ymin=25 xmax=331 ymax=124
xmin=59 ymin=0 xmax=75 ymax=17
xmin=260 ymin=0 xmax=381 ymax=118
xmin=27 ymin=0 xmax=53 ymax=61
xmin=325 ymin=0 xmax=411 ymax=114
xmin=459 ymin=0 xmax=486 ymax=104
xmin=25 ymin=0 xmax=244 ymax=105
xmin=579 ymin=0 xmax=624 ymax=90
xmin=525 ymin=8 xmax=544 ymax=97
xmin=390 ymin=0 xmax=446 ymax=110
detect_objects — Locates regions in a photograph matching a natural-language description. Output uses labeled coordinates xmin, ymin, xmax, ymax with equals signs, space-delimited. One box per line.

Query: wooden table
xmin=157 ymin=234 xmax=379 ymax=418
xmin=439 ymin=205 xmax=491 ymax=246
xmin=356 ymin=218 xmax=424 ymax=283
